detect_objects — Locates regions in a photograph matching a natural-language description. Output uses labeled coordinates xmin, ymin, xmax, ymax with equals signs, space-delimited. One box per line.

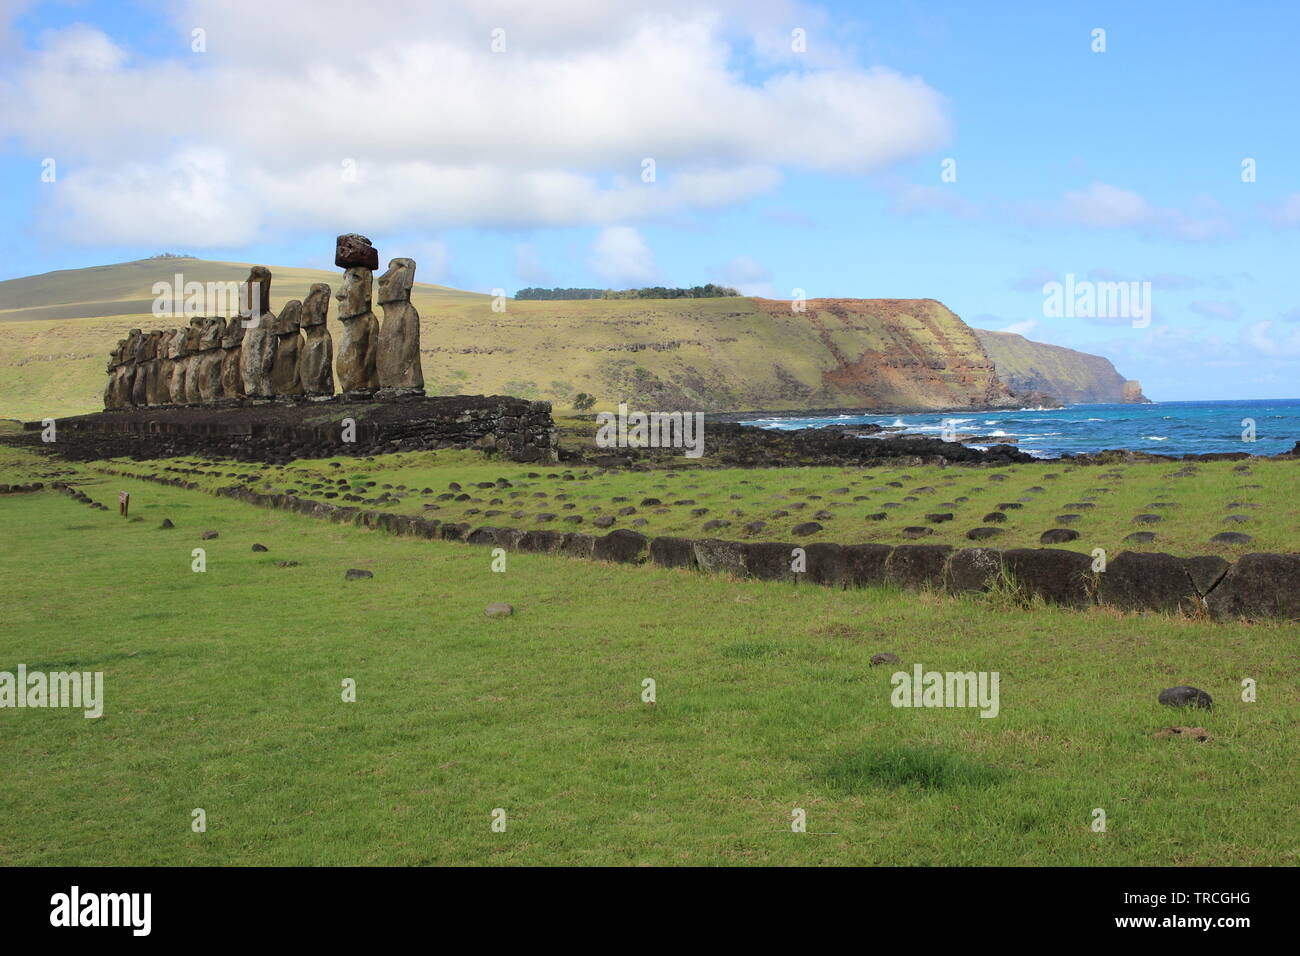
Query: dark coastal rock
xmin=885 ymin=545 xmax=952 ymax=589
xmin=1206 ymin=552 xmax=1300 ymax=621
xmin=1000 ymin=548 xmax=1094 ymax=609
xmin=1158 ymin=686 xmax=1212 ymax=709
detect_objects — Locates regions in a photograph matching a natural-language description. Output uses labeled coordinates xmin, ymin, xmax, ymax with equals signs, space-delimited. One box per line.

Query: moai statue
xmin=132 ymin=329 xmax=154 ymax=407
xmin=104 ymin=341 xmax=124 ymax=409
xmin=118 ymin=330 xmax=143 ymax=407
xmin=155 ymin=331 xmax=174 ymax=406
xmin=297 ymin=283 xmax=335 ymax=399
xmin=142 ymin=331 xmax=164 ymax=406
xmin=169 ymin=326 xmax=191 ymax=404
xmin=334 ymin=234 xmax=379 ymax=397
xmin=270 ymin=300 xmax=305 ymax=397
xmin=219 ymin=315 xmax=245 ymax=400
xmin=239 ymin=266 xmax=277 ymax=400
xmin=376 ymin=258 xmax=425 ymax=399
xmin=194 ymin=317 xmax=227 ymax=403
xmin=183 ymin=317 xmax=207 ymax=404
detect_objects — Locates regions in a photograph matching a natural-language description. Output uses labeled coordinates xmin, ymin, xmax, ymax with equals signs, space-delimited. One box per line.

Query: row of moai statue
xmin=103 ymin=234 xmax=424 ymax=408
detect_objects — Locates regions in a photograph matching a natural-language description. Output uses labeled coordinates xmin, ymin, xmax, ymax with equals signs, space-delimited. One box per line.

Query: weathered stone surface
xmin=791 ymin=521 xmax=823 ymax=536
xmin=743 ymin=541 xmax=798 ymax=582
xmin=376 ymin=258 xmax=424 ymax=396
xmin=183 ymin=318 xmax=207 ymax=404
xmin=1039 ymin=528 xmax=1080 ymax=544
xmin=593 ymin=529 xmax=648 ymax=563
xmin=1001 ymin=548 xmax=1095 ymax=609
xmin=1184 ymin=555 xmax=1229 ymax=596
xmin=466 ymin=526 xmax=502 ymax=546
xmin=649 ymin=536 xmax=696 ymax=569
xmin=335 ymin=233 xmax=378 ymax=270
xmin=438 ymin=522 xmax=469 ymax=541
xmin=335 ymin=266 xmax=379 ymax=395
xmin=239 ymin=267 xmax=277 ymax=399
xmin=219 ymin=320 xmax=244 ymax=399
xmin=1206 ymin=552 xmax=1300 ymax=621
xmin=484 ymin=602 xmax=513 ymax=618
xmin=841 ymin=543 xmax=893 ymax=588
xmin=1158 ymin=686 xmax=1212 ymax=709
xmin=519 ymin=529 xmax=563 ymax=553
xmin=1097 ymin=551 xmax=1198 ymax=614
xmin=885 ymin=544 xmax=952 ymax=589
xmin=297 ymin=283 xmax=334 ymax=397
xmin=693 ymin=538 xmax=746 ymax=577
xmin=901 ymin=526 xmax=933 ymax=538
xmin=944 ymin=547 xmax=1003 ymax=593
xmin=966 ymin=527 xmax=1003 ymax=540
xmin=270 ymin=300 xmax=305 ymax=397
xmin=192 ymin=317 xmax=226 ymax=403
xmin=558 ymin=532 xmax=596 ymax=559
xmin=1123 ymin=531 xmax=1156 ymax=544
xmin=345 ymin=568 xmax=373 ymax=580
xmin=870 ymin=652 xmax=901 ymax=666
xmin=804 ymin=542 xmax=844 ymax=587
xmin=1210 ymin=532 xmax=1252 ymax=545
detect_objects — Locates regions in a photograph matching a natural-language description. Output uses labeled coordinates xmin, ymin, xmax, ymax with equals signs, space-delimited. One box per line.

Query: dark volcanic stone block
xmin=693 ymin=538 xmax=746 ymax=577
xmin=885 ymin=544 xmax=952 ymax=590
xmin=335 ymin=233 xmax=379 ymax=270
xmin=743 ymin=541 xmax=798 ymax=582
xmin=558 ymin=532 xmax=596 ymax=559
xmin=1097 ymin=551 xmax=1198 ymax=614
xmin=841 ymin=543 xmax=893 ymax=588
xmin=649 ymin=536 xmax=697 ymax=570
xmin=519 ymin=529 xmax=563 ymax=553
xmin=944 ymin=547 xmax=1003 ymax=593
xmin=466 ymin=526 xmax=502 ymax=546
xmin=1039 ymin=528 xmax=1079 ymax=544
xmin=1001 ymin=548 xmax=1095 ymax=609
xmin=593 ymin=529 xmax=648 ymax=564
xmin=1184 ymin=555 xmax=1229 ymax=596
xmin=1206 ymin=553 xmax=1300 ymax=621
xmin=966 ymin=527 xmax=1003 ymax=540
xmin=804 ymin=542 xmax=844 ymax=588
xmin=438 ymin=522 xmax=470 ymax=542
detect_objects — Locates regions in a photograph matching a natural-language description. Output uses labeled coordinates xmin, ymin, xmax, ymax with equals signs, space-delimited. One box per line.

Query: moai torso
xmin=105 ymin=341 xmax=124 ymax=409
xmin=239 ymin=267 xmax=277 ymax=399
xmin=376 ymin=258 xmax=424 ymax=396
xmin=143 ymin=331 xmax=164 ymax=405
xmin=169 ymin=327 xmax=191 ymax=403
xmin=119 ymin=330 xmax=143 ymax=407
xmin=335 ymin=267 xmax=379 ymax=395
xmin=220 ymin=317 xmax=245 ymax=399
xmin=297 ymin=283 xmax=335 ymax=398
xmin=270 ymin=300 xmax=305 ymax=397
xmin=184 ymin=318 xmax=207 ymax=404
xmin=195 ymin=317 xmax=227 ymax=403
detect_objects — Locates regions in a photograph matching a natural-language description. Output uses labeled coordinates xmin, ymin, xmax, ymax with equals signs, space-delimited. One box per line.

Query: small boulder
xmin=484 ymin=602 xmax=514 ymax=618
xmin=200 ymin=530 xmax=219 ymax=540
xmin=870 ymin=652 xmax=901 ymax=667
xmin=251 ymin=543 xmax=268 ymax=552
xmin=1158 ymin=686 xmax=1212 ymax=710
xmin=1039 ymin=528 xmax=1079 ymax=545
xmin=345 ymin=568 xmax=373 ymax=580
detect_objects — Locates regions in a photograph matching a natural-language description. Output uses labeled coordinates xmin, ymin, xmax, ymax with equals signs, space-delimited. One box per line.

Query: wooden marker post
xmin=118 ymin=491 xmax=130 ymax=517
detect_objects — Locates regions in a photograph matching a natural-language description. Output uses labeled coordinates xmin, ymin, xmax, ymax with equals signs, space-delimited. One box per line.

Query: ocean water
xmin=747 ymin=399 xmax=1300 ymax=459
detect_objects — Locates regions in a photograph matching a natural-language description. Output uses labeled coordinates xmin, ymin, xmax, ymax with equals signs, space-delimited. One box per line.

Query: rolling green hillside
xmin=0 ymin=258 xmax=1143 ymax=421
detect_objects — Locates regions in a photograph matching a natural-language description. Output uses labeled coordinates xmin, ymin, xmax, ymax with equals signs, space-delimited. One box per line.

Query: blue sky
xmin=1 ymin=0 xmax=1297 ymax=400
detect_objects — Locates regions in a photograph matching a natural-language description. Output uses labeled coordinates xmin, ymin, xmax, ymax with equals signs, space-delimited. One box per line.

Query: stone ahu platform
xmin=21 ymin=396 xmax=557 ymax=464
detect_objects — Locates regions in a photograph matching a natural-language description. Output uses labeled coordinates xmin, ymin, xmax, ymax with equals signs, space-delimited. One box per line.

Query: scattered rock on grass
xmin=484 ymin=602 xmax=514 ymax=618
xmin=345 ymin=568 xmax=373 ymax=580
xmin=1158 ymin=686 xmax=1212 ymax=709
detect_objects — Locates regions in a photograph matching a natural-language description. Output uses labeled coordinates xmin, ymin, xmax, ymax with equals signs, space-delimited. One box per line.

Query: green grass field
xmin=1 ymin=443 xmax=1296 ymax=865
xmin=97 ymin=446 xmax=1297 ymax=560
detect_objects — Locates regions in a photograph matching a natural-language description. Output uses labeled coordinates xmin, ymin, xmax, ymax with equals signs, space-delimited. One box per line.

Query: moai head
xmin=201 ymin=316 xmax=226 ymax=350
xmin=147 ymin=330 xmax=164 ymax=359
xmin=173 ymin=326 xmax=193 ymax=358
xmin=335 ymin=267 xmax=372 ymax=320
xmin=276 ymin=300 xmax=303 ymax=335
xmin=126 ymin=329 xmax=145 ymax=362
xmin=108 ymin=339 xmax=125 ymax=373
xmin=185 ymin=317 xmax=205 ymax=352
xmin=301 ymin=283 xmax=331 ymax=327
xmin=240 ymin=266 xmax=273 ymax=326
xmin=377 ymin=258 xmax=416 ymax=304
xmin=221 ymin=314 xmax=245 ymax=349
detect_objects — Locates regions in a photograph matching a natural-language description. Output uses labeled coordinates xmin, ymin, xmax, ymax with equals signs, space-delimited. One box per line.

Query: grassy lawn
xmin=97 ymin=446 xmax=1298 ymax=560
xmin=0 ymin=445 xmax=1296 ymax=865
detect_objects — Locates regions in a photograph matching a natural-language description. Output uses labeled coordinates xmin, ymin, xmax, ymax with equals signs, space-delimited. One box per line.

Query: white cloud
xmin=999 ymin=318 xmax=1038 ymax=337
xmin=718 ymin=254 xmax=774 ymax=296
xmin=1019 ymin=182 xmax=1234 ymax=241
xmin=589 ymin=226 xmax=657 ymax=285
xmin=0 ymin=1 xmax=950 ymax=247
